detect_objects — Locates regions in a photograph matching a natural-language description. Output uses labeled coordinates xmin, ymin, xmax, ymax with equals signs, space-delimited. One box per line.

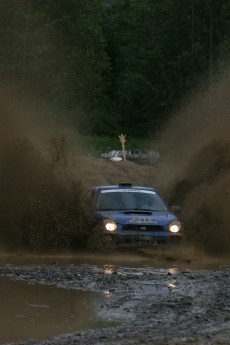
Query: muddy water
xmin=0 ymin=276 xmax=110 ymax=344
xmin=0 ymin=250 xmax=230 ymax=345
xmin=0 ymin=248 xmax=229 ymax=269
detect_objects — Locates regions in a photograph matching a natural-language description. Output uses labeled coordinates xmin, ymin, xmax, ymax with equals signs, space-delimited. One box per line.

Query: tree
xmin=103 ymin=0 xmax=230 ymax=136
xmin=0 ymin=0 xmax=229 ymax=137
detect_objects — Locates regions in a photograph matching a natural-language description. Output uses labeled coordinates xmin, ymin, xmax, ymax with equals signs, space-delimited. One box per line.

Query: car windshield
xmin=96 ymin=189 xmax=168 ymax=211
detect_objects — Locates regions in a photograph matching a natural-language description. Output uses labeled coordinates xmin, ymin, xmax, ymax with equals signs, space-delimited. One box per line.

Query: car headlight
xmin=169 ymin=220 xmax=181 ymax=233
xmin=103 ymin=219 xmax=117 ymax=232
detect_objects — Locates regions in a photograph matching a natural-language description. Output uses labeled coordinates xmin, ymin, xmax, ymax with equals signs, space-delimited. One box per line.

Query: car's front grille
xmin=122 ymin=224 xmax=164 ymax=232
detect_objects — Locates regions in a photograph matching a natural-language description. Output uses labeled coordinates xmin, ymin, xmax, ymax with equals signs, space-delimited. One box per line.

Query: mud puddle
xmin=0 ymin=251 xmax=230 ymax=345
xmin=0 ymin=276 xmax=113 ymax=344
xmin=0 ymin=247 xmax=229 ymax=270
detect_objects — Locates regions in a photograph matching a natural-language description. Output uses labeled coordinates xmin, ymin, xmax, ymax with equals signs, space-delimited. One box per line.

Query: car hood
xmin=95 ymin=210 xmax=177 ymax=226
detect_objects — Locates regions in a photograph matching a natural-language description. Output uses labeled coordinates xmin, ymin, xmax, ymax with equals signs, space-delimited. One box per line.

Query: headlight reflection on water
xmin=168 ymin=267 xmax=179 ymax=275
xmin=167 ymin=282 xmax=176 ymax=289
xmin=167 ymin=267 xmax=178 ymax=290
xmin=103 ymin=265 xmax=116 ymax=274
xmin=104 ymin=290 xmax=112 ymax=299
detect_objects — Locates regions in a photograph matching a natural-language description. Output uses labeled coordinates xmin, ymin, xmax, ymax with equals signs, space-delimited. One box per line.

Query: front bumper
xmin=102 ymin=232 xmax=182 ymax=247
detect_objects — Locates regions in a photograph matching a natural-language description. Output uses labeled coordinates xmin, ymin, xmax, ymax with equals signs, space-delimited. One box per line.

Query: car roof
xmin=91 ymin=184 xmax=157 ymax=193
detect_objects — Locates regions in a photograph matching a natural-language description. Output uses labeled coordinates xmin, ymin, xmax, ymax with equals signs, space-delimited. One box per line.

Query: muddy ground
xmin=0 ymin=250 xmax=230 ymax=345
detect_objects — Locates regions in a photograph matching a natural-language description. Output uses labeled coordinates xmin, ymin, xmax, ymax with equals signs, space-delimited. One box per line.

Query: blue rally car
xmin=84 ymin=183 xmax=182 ymax=248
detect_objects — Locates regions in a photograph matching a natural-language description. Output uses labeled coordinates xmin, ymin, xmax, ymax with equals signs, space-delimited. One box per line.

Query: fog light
xmin=103 ymin=219 xmax=117 ymax=232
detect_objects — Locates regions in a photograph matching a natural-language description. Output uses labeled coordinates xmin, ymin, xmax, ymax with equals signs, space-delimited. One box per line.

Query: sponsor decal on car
xmin=129 ymin=218 xmax=157 ymax=224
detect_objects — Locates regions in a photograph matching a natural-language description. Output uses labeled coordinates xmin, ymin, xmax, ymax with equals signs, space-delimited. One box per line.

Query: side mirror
xmin=170 ymin=205 xmax=181 ymax=213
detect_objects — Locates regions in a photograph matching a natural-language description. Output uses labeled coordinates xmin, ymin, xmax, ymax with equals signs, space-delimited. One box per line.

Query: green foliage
xmin=0 ymin=0 xmax=229 ymax=137
xmin=47 ymin=0 xmax=111 ymax=127
xmin=107 ymin=0 xmax=230 ymax=136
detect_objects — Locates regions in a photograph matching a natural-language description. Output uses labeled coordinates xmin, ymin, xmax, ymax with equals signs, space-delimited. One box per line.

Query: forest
xmin=0 ymin=0 xmax=229 ymax=138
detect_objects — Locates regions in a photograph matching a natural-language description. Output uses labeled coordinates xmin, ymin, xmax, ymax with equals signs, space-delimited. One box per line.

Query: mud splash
xmin=2 ymin=68 xmax=230 ymax=256
xmin=155 ymin=71 xmax=230 ymax=254
xmin=0 ymin=88 xmax=90 ymax=252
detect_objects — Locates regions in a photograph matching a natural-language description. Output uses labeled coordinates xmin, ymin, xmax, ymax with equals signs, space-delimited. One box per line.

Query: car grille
xmin=122 ymin=224 xmax=164 ymax=232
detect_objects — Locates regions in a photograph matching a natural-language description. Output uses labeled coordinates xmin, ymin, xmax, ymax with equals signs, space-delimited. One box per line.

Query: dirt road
xmin=0 ymin=251 xmax=230 ymax=345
